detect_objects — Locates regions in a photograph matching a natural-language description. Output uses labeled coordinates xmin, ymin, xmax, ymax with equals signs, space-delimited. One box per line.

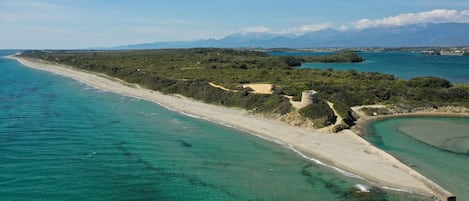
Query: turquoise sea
xmin=0 ymin=50 xmax=431 ymax=201
xmin=269 ymin=51 xmax=469 ymax=84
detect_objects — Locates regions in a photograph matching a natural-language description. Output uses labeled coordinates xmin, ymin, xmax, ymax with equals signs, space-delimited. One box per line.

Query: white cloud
xmin=338 ymin=25 xmax=349 ymax=31
xmin=242 ymin=26 xmax=270 ymax=33
xmin=282 ymin=23 xmax=333 ymax=34
xmin=241 ymin=23 xmax=332 ymax=35
xmin=240 ymin=9 xmax=469 ymax=35
xmin=462 ymin=10 xmax=469 ymax=16
xmin=353 ymin=9 xmax=469 ymax=29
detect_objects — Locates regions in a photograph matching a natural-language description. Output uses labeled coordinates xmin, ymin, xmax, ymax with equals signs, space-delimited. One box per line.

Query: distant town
xmin=263 ymin=47 xmax=469 ymax=56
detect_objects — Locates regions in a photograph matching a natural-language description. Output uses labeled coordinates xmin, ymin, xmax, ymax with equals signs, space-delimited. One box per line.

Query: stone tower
xmin=300 ymin=90 xmax=318 ymax=107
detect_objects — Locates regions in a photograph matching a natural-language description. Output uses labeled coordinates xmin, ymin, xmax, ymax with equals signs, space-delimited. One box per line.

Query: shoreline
xmin=353 ymin=110 xmax=469 ymax=137
xmin=7 ymin=55 xmax=455 ymax=200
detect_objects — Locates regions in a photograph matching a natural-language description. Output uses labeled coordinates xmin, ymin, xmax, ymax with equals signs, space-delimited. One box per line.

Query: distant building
xmin=440 ymin=49 xmax=464 ymax=56
xmin=300 ymin=90 xmax=318 ymax=107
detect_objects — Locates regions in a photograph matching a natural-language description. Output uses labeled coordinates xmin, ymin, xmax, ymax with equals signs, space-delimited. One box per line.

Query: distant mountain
xmin=114 ymin=23 xmax=469 ymax=49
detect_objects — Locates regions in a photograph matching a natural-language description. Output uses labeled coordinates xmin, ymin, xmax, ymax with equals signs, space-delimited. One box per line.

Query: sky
xmin=1 ymin=0 xmax=469 ymax=49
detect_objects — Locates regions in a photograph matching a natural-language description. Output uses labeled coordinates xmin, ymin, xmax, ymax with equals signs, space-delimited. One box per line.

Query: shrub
xmin=407 ymin=76 xmax=452 ymax=88
xmin=276 ymin=100 xmax=292 ymax=115
xmin=280 ymin=56 xmax=302 ymax=66
xmin=298 ymin=100 xmax=336 ymax=128
xmin=332 ymin=101 xmax=356 ymax=127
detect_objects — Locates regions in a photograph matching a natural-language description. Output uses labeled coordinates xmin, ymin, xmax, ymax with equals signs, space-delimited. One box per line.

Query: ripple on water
xmin=397 ymin=118 xmax=469 ymax=154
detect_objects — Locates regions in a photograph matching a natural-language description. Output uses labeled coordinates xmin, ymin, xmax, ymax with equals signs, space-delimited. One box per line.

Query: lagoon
xmin=365 ymin=117 xmax=469 ymax=201
xmin=270 ymin=51 xmax=469 ymax=84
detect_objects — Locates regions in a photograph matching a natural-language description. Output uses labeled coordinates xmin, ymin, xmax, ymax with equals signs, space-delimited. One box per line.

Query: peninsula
xmin=11 ymin=48 xmax=467 ymax=201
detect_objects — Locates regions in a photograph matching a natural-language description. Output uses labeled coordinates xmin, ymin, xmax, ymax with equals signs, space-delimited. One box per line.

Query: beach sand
xmin=242 ymin=83 xmax=273 ymax=94
xmin=9 ymin=55 xmax=454 ymax=200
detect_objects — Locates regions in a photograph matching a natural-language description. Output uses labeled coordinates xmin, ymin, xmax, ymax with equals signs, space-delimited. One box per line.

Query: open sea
xmin=0 ymin=50 xmax=433 ymax=201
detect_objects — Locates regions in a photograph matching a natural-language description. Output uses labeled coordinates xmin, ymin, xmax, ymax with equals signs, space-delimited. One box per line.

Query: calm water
xmin=270 ymin=51 xmax=469 ymax=84
xmin=0 ymin=51 xmax=429 ymax=201
xmin=365 ymin=117 xmax=469 ymax=201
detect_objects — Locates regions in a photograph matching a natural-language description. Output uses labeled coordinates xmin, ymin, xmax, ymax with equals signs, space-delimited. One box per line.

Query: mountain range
xmin=114 ymin=23 xmax=469 ymax=49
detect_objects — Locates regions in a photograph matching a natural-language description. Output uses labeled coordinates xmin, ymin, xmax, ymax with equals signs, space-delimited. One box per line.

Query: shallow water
xmin=365 ymin=117 xmax=469 ymax=201
xmin=397 ymin=118 xmax=469 ymax=154
xmin=0 ymin=51 xmax=430 ymax=200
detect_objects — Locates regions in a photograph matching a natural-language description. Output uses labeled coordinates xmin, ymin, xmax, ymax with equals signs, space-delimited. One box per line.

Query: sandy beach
xmin=8 ymin=55 xmax=454 ymax=200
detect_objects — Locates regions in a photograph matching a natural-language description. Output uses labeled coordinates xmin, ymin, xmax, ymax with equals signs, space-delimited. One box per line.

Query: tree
xmin=407 ymin=76 xmax=452 ymax=88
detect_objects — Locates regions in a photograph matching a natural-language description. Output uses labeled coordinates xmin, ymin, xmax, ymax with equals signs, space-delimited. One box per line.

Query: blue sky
xmin=1 ymin=0 xmax=469 ymax=49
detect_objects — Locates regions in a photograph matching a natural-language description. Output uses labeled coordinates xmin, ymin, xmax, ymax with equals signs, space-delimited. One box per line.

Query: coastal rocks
xmin=421 ymin=106 xmax=469 ymax=113
xmin=344 ymin=186 xmax=388 ymax=201
xmin=357 ymin=105 xmax=469 ymax=118
xmin=331 ymin=124 xmax=347 ymax=133
xmin=388 ymin=105 xmax=469 ymax=114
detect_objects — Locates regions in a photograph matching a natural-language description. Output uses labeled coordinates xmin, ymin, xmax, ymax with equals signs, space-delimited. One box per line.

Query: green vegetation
xmin=298 ymin=100 xmax=336 ymax=128
xmin=300 ymin=50 xmax=364 ymax=63
xmin=332 ymin=101 xmax=356 ymax=127
xmin=19 ymin=48 xmax=469 ymax=127
xmin=360 ymin=107 xmax=392 ymax=116
xmin=407 ymin=76 xmax=452 ymax=88
xmin=163 ymin=80 xmax=290 ymax=113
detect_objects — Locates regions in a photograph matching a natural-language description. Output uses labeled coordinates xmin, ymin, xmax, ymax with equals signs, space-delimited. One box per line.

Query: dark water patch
xmin=201 ymin=161 xmax=232 ymax=169
xmin=178 ymin=139 xmax=193 ymax=147
xmin=184 ymin=174 xmax=240 ymax=200
xmin=344 ymin=187 xmax=389 ymax=201
xmin=0 ymin=132 xmax=19 ymax=144
xmin=301 ymin=163 xmax=318 ymax=186
xmin=26 ymin=86 xmax=40 ymax=93
xmin=108 ymin=120 xmax=121 ymax=124
xmin=300 ymin=163 xmax=345 ymax=197
xmin=114 ymin=140 xmax=240 ymax=200
xmin=116 ymin=141 xmax=132 ymax=157
xmin=298 ymin=159 xmax=420 ymax=201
